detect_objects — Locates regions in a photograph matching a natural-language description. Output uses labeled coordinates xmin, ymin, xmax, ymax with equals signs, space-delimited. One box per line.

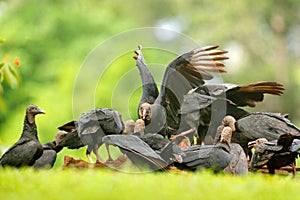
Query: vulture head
xmin=222 ymin=115 xmax=236 ymax=131
xmin=247 ymin=138 xmax=268 ymax=149
xmin=139 ymin=103 xmax=152 ymax=122
xmin=26 ymin=104 xmax=46 ymax=124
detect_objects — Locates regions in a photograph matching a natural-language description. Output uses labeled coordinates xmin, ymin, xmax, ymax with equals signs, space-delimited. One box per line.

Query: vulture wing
xmin=181 ymin=144 xmax=231 ymax=171
xmin=155 ymin=45 xmax=228 ymax=130
xmin=134 ymin=45 xmax=159 ymax=109
xmin=57 ymin=120 xmax=76 ymax=132
xmin=0 ymin=140 xmax=42 ymax=167
xmin=250 ymin=141 xmax=281 ymax=170
xmin=224 ymin=143 xmax=248 ymax=175
xmin=202 ymin=81 xmax=284 ymax=107
xmin=236 ymin=112 xmax=300 ymax=141
xmin=225 ymin=81 xmax=284 ymax=107
xmin=102 ymin=135 xmax=167 ymax=171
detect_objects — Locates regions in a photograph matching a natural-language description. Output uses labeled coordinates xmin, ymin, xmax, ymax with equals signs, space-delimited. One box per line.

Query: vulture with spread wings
xmin=134 ymin=45 xmax=228 ymax=138
xmin=179 ymin=81 xmax=284 ymax=144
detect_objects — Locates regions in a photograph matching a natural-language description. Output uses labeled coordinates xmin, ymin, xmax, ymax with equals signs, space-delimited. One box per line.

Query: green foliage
xmin=0 ymin=41 xmax=21 ymax=112
xmin=0 ymin=168 xmax=299 ymax=200
xmin=0 ymin=61 xmax=21 ymax=89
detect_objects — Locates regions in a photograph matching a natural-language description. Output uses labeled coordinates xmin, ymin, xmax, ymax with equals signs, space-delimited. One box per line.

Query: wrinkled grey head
xmin=222 ymin=115 xmax=236 ymax=131
xmin=248 ymin=138 xmax=268 ymax=148
xmin=26 ymin=104 xmax=46 ymax=115
xmin=26 ymin=104 xmax=46 ymax=124
xmin=139 ymin=103 xmax=152 ymax=121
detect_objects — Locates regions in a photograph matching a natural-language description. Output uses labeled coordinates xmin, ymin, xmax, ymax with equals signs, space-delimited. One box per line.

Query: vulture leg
xmin=268 ymin=166 xmax=275 ymax=175
xmin=105 ymin=144 xmax=114 ymax=162
xmin=196 ymin=136 xmax=202 ymax=145
xmin=86 ymin=145 xmax=95 ymax=163
xmin=93 ymin=144 xmax=104 ymax=163
xmin=292 ymin=161 xmax=296 ymax=177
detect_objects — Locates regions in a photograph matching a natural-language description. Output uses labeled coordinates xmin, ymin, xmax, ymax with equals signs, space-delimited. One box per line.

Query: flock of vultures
xmin=1 ymin=45 xmax=300 ymax=176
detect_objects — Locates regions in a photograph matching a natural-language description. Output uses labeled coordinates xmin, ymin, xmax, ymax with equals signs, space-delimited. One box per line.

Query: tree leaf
xmin=2 ymin=63 xmax=20 ymax=89
xmin=8 ymin=64 xmax=21 ymax=84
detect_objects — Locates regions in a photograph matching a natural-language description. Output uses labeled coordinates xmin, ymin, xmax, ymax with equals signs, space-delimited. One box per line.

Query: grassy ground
xmin=1 ymin=168 xmax=300 ymax=200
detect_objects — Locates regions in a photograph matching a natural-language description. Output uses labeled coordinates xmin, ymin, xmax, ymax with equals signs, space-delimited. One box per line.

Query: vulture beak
xmin=248 ymin=138 xmax=267 ymax=148
xmin=248 ymin=141 xmax=257 ymax=148
xmin=37 ymin=107 xmax=46 ymax=114
xmin=142 ymin=109 xmax=147 ymax=120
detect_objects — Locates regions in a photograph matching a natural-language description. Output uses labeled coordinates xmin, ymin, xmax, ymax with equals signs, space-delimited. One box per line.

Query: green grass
xmin=1 ymin=168 xmax=300 ymax=200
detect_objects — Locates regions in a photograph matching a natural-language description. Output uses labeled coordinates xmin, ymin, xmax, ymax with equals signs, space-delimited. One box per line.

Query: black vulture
xmin=249 ymin=133 xmax=300 ymax=174
xmin=175 ymin=126 xmax=233 ymax=172
xmin=58 ymin=108 xmax=124 ymax=163
xmin=102 ymin=134 xmax=167 ymax=171
xmin=33 ymin=141 xmax=63 ymax=169
xmin=186 ymin=81 xmax=284 ymax=144
xmin=214 ymin=115 xmax=236 ymax=144
xmin=134 ymin=45 xmax=228 ymax=138
xmin=233 ymin=112 xmax=300 ymax=157
xmin=0 ymin=104 xmax=45 ymax=167
xmin=212 ymin=116 xmax=248 ymax=175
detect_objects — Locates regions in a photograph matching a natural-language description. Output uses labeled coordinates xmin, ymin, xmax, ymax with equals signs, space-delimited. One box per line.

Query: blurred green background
xmin=0 ymin=0 xmax=299 ymax=167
